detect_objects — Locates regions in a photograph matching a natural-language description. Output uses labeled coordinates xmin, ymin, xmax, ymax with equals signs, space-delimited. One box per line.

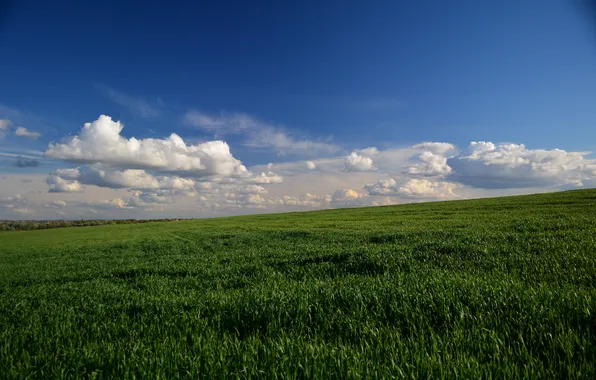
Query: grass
xmin=1 ymin=189 xmax=596 ymax=378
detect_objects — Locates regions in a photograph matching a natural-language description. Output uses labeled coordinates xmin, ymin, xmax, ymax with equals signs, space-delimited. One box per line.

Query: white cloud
xmin=248 ymin=128 xmax=340 ymax=156
xmin=45 ymin=200 xmax=67 ymax=208
xmin=8 ymin=126 xmax=596 ymax=219
xmin=127 ymin=191 xmax=174 ymax=207
xmin=194 ymin=181 xmax=214 ymax=192
xmin=191 ymin=182 xmax=269 ymax=207
xmin=371 ymin=197 xmax=398 ymax=206
xmin=331 ymin=188 xmax=361 ymax=202
xmin=45 ymin=115 xmax=247 ymax=176
xmin=185 ymin=111 xmax=340 ymax=156
xmin=47 ymin=174 xmax=83 ymax=193
xmin=86 ymin=198 xmax=131 ymax=210
xmin=190 ymin=170 xmax=283 ymax=188
xmin=355 ymin=147 xmax=379 ymax=156
xmin=328 ymin=189 xmax=368 ymax=208
xmin=252 ymin=172 xmax=283 ymax=184
xmin=184 ymin=111 xmax=256 ymax=133
xmin=54 ymin=168 xmax=80 ymax=180
xmin=406 ymin=151 xmax=452 ymax=176
xmin=0 ymin=119 xmax=10 ymax=136
xmin=196 ymin=184 xmax=332 ymax=211
xmin=46 ymin=167 xmax=198 ymax=194
xmin=397 ymin=179 xmax=458 ymax=198
xmin=243 ymin=193 xmax=266 ymax=205
xmin=584 ymin=163 xmax=596 ymax=179
xmin=14 ymin=126 xmax=41 ymax=139
xmin=10 ymin=207 xmax=32 ymax=214
xmin=253 ymin=159 xmax=339 ymax=176
xmin=0 ymin=194 xmax=34 ymax=216
xmin=89 ymin=168 xmax=192 ymax=190
xmin=225 ymin=193 xmax=267 ymax=207
xmin=227 ymin=184 xmax=267 ymax=194
xmin=363 ymin=147 xmax=417 ymax=174
xmin=364 ymin=178 xmax=398 ymax=196
xmin=344 ymin=152 xmax=375 ymax=172
xmin=365 ymin=178 xmax=458 ymax=198
xmin=447 ymin=142 xmax=591 ymax=188
xmin=412 ymin=142 xmax=456 ymax=155
xmin=266 ymin=193 xmax=331 ymax=208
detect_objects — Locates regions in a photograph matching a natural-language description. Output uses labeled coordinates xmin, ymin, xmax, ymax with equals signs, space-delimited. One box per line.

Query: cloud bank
xmin=447 ymin=142 xmax=591 ymax=188
xmin=3 ymin=112 xmax=595 ymax=220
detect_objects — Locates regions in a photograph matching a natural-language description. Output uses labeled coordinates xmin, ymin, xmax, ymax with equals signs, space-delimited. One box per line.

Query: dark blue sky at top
xmin=1 ymin=0 xmax=596 ymax=162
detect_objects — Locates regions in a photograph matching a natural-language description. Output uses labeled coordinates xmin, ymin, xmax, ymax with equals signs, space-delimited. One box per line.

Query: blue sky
xmin=1 ymin=0 xmax=596 ymax=219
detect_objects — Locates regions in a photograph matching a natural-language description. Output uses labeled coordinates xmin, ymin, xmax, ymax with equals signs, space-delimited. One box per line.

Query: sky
xmin=1 ymin=0 xmax=596 ymax=220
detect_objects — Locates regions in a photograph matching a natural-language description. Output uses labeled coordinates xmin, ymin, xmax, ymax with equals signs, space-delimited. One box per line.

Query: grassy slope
xmin=1 ymin=189 xmax=596 ymax=378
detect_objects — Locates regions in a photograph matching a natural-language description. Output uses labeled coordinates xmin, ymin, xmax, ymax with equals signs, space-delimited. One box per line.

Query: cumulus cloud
xmin=371 ymin=197 xmax=398 ymax=206
xmin=447 ymin=142 xmax=592 ymax=188
xmin=46 ymin=167 xmax=198 ymax=194
xmin=14 ymin=127 xmax=41 ymax=139
xmin=365 ymin=179 xmax=398 ymax=196
xmin=201 ymin=171 xmax=283 ymax=188
xmin=86 ymin=198 xmax=131 ymax=210
xmin=251 ymin=172 xmax=283 ymax=184
xmin=355 ymin=147 xmax=379 ymax=156
xmin=332 ymin=188 xmax=361 ymax=202
xmin=127 ymin=191 xmax=175 ymax=208
xmin=189 ymin=172 xmax=315 ymax=211
xmin=329 ymin=189 xmax=367 ymax=207
xmin=197 ymin=186 xmax=332 ymax=211
xmin=0 ymin=194 xmax=32 ymax=215
xmin=47 ymin=178 xmax=83 ymax=193
xmin=226 ymin=184 xmax=267 ymax=194
xmin=46 ymin=169 xmax=86 ymax=193
xmin=412 ymin=142 xmax=456 ymax=155
xmin=365 ymin=178 xmax=458 ymax=198
xmin=267 ymin=193 xmax=331 ymax=208
xmin=47 ymin=173 xmax=84 ymax=193
xmin=45 ymin=115 xmax=247 ymax=176
xmin=344 ymin=152 xmax=375 ymax=172
xmin=0 ymin=194 xmax=25 ymax=205
xmin=225 ymin=193 xmax=267 ymax=207
xmin=15 ymin=156 xmax=40 ymax=168
xmin=90 ymin=168 xmax=194 ymax=191
xmin=195 ymin=182 xmax=269 ymax=207
xmin=45 ymin=200 xmax=67 ymax=209
xmin=12 ymin=128 xmax=596 ymax=218
xmin=252 ymin=159 xmax=334 ymax=176
xmin=406 ymin=151 xmax=452 ymax=176
xmin=397 ymin=179 xmax=458 ymax=198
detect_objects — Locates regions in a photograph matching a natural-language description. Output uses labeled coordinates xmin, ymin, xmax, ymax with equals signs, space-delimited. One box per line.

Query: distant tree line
xmin=0 ymin=219 xmax=186 ymax=232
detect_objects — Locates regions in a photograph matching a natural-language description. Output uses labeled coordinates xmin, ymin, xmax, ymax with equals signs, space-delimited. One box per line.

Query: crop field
xmin=1 ymin=190 xmax=596 ymax=378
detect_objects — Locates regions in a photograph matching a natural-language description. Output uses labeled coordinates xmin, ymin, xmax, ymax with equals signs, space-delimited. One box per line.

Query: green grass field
xmin=2 ymin=190 xmax=596 ymax=378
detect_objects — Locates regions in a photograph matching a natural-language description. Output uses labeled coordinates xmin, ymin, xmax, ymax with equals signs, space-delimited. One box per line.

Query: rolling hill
xmin=1 ymin=189 xmax=596 ymax=378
